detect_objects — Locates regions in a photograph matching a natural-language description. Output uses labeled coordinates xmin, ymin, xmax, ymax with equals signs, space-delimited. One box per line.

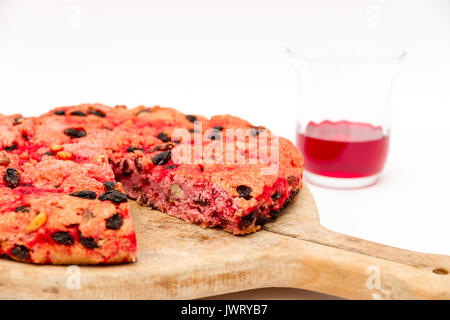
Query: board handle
xmin=277 ymin=224 xmax=450 ymax=299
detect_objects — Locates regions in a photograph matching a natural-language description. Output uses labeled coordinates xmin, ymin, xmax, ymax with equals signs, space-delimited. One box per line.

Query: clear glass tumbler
xmin=288 ymin=43 xmax=405 ymax=189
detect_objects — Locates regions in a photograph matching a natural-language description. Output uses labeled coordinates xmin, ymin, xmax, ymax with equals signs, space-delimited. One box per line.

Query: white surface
xmin=0 ymin=0 xmax=449 ymax=299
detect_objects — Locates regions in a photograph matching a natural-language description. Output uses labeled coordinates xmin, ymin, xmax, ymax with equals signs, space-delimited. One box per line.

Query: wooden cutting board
xmin=0 ymin=184 xmax=449 ymax=300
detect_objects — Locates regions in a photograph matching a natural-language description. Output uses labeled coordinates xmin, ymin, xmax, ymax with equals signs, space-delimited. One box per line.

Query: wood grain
xmin=0 ymin=184 xmax=448 ymax=300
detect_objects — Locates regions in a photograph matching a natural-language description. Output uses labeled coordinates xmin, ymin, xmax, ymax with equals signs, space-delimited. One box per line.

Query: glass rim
xmin=286 ymin=42 xmax=407 ymax=64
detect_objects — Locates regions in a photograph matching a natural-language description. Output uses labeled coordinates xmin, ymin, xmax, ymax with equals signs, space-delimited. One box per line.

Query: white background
xmin=0 ymin=0 xmax=449 ymax=299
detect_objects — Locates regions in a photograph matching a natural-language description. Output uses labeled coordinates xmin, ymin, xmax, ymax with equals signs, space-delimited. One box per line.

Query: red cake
xmin=0 ymin=104 xmax=303 ymax=264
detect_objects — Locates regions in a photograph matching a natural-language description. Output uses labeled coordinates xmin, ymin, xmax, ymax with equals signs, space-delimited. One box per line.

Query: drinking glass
xmin=287 ymin=43 xmax=405 ymax=188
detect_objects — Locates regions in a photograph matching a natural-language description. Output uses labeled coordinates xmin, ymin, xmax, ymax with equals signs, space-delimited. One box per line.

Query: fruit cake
xmin=0 ymin=103 xmax=303 ymax=264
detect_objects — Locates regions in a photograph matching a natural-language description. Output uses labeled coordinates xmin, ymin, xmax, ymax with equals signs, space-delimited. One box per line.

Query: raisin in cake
xmin=0 ymin=104 xmax=303 ymax=264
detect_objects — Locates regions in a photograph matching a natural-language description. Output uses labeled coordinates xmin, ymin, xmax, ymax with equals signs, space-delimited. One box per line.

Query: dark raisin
xmin=164 ymin=164 xmax=177 ymax=170
xmin=157 ymin=132 xmax=170 ymax=142
xmin=11 ymin=244 xmax=30 ymax=260
xmin=13 ymin=116 xmax=23 ymax=126
xmin=282 ymin=199 xmax=291 ymax=209
xmin=236 ymin=185 xmax=252 ymax=200
xmin=213 ymin=126 xmax=223 ymax=131
xmin=4 ymin=142 xmax=18 ymax=152
xmin=208 ymin=129 xmax=221 ymax=140
xmin=87 ymin=108 xmax=106 ymax=118
xmin=51 ymin=231 xmax=74 ymax=245
xmin=134 ymin=157 xmax=142 ymax=173
xmin=137 ymin=193 xmax=148 ymax=206
xmin=287 ymin=175 xmax=297 ymax=186
xmin=69 ymin=190 xmax=97 ymax=200
xmin=186 ymin=115 xmax=197 ymax=123
xmin=250 ymin=126 xmax=265 ymax=136
xmin=126 ymin=146 xmax=144 ymax=153
xmin=14 ymin=205 xmax=30 ymax=213
xmin=239 ymin=210 xmax=258 ymax=229
xmin=270 ymin=208 xmax=281 ymax=218
xmin=79 ymin=233 xmax=98 ymax=249
xmin=4 ymin=168 xmax=20 ymax=189
xmin=135 ymin=109 xmax=151 ymax=116
xmin=152 ymin=150 xmax=171 ymax=165
xmin=150 ymin=203 xmax=159 ymax=211
xmin=53 ymin=110 xmax=66 ymax=116
xmin=193 ymin=198 xmax=209 ymax=206
xmin=121 ymin=160 xmax=132 ymax=176
xmin=282 ymin=190 xmax=299 ymax=209
xmin=255 ymin=214 xmax=270 ymax=226
xmin=106 ymin=214 xmax=123 ymax=230
xmin=64 ymin=128 xmax=86 ymax=138
xmin=22 ymin=133 xmax=29 ymax=141
xmin=98 ymin=190 xmax=128 ymax=204
xmin=271 ymin=192 xmax=282 ymax=200
xmin=138 ymin=194 xmax=158 ymax=210
xmin=42 ymin=151 xmax=53 ymax=157
xmin=70 ymin=110 xmax=88 ymax=117
xmin=103 ymin=181 xmax=116 ymax=191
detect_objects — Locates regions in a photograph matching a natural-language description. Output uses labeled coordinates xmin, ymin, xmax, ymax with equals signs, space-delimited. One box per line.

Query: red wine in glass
xmin=297 ymin=120 xmax=389 ymax=179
